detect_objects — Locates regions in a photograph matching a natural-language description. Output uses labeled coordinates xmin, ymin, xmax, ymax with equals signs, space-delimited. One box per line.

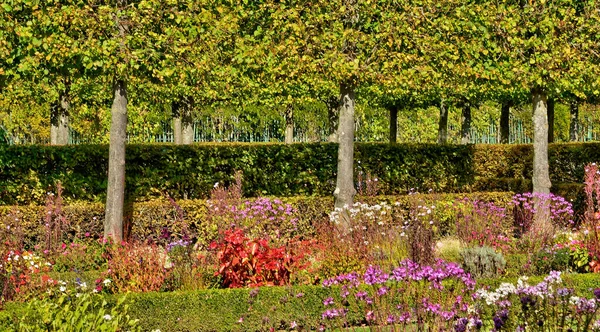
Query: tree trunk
xmin=50 ymin=93 xmax=69 ymax=145
xmin=327 ymin=98 xmax=338 ymax=142
xmin=334 ymin=83 xmax=357 ymax=214
xmin=532 ymin=90 xmax=551 ymax=194
xmin=437 ymin=100 xmax=448 ymax=144
xmin=500 ymin=102 xmax=510 ymax=144
xmin=547 ymin=98 xmax=555 ymax=143
xmin=570 ymin=102 xmax=579 ymax=142
xmin=172 ymin=101 xmax=183 ymax=144
xmin=460 ymin=103 xmax=471 ymax=144
xmin=181 ymin=98 xmax=194 ymax=144
xmin=284 ymin=104 xmax=294 ymax=144
xmin=389 ymin=107 xmax=398 ymax=143
xmin=105 ymin=79 xmax=128 ymax=241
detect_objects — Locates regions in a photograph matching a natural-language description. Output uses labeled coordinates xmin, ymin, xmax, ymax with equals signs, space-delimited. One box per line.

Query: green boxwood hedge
xmin=1 ymin=142 xmax=598 ymax=204
xmin=2 ymin=273 xmax=599 ymax=331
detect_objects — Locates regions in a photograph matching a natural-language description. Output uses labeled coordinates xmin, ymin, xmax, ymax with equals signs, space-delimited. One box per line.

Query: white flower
xmin=103 ymin=314 xmax=112 ymax=321
xmin=214 ymin=182 xmax=219 ymax=188
xmin=103 ymin=279 xmax=111 ymax=286
xmin=59 ymin=286 xmax=66 ymax=292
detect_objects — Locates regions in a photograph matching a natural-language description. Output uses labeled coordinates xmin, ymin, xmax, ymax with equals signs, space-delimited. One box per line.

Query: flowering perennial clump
xmin=511 ymin=192 xmax=575 ymax=232
xmin=321 ymin=259 xmax=477 ymax=330
xmin=475 ymin=271 xmax=600 ymax=330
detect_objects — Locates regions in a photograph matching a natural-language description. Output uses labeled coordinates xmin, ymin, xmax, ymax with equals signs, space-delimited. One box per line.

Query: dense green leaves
xmin=1 ymin=0 xmax=600 ymax=142
xmin=1 ymin=142 xmax=599 ymax=204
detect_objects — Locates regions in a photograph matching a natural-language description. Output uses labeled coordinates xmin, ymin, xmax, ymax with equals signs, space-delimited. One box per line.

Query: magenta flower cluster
xmin=511 ymin=192 xmax=575 ymax=228
xmin=321 ymin=259 xmax=477 ymax=329
xmin=231 ymin=198 xmax=298 ymax=226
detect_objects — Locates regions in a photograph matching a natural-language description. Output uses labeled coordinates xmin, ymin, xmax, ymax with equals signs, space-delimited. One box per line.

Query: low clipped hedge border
xmin=0 ymin=192 xmax=514 ymax=246
xmin=1 ymin=142 xmax=598 ymax=204
xmin=2 ymin=273 xmax=599 ymax=331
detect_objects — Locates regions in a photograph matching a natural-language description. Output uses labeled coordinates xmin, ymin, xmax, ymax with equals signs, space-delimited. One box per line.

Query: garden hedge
xmin=0 ymin=192 xmax=514 ymax=247
xmin=1 ymin=142 xmax=598 ymax=204
xmin=1 ymin=273 xmax=599 ymax=331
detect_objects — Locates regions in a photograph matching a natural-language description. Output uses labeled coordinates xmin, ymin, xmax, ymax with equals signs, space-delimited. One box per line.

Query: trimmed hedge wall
xmin=2 ymin=273 xmax=599 ymax=331
xmin=1 ymin=143 xmax=598 ymax=204
xmin=0 ymin=192 xmax=514 ymax=247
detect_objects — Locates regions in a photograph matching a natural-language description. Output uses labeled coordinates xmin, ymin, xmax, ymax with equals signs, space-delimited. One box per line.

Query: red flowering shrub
xmin=210 ymin=228 xmax=312 ymax=288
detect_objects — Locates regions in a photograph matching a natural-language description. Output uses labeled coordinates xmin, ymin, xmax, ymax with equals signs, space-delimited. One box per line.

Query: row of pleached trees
xmin=1 ymin=0 xmax=600 ymax=238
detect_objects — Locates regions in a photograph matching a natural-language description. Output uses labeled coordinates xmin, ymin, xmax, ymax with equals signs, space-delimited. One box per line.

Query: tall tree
xmin=569 ymin=101 xmax=579 ymax=141
xmin=104 ymin=0 xmax=130 ymax=240
xmin=547 ymin=98 xmax=555 ymax=144
xmin=389 ymin=106 xmax=398 ymax=143
xmin=437 ymin=100 xmax=449 ymax=144
xmin=500 ymin=101 xmax=511 ymax=144
xmin=484 ymin=0 xmax=600 ymax=193
xmin=460 ymin=102 xmax=472 ymax=145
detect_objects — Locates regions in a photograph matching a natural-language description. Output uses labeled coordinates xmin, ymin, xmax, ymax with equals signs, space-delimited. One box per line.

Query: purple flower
xmin=493 ymin=316 xmax=504 ymax=330
xmin=594 ymin=288 xmax=600 ymax=300
xmin=557 ymin=288 xmax=573 ymax=297
xmin=440 ymin=310 xmax=455 ymax=321
xmin=493 ymin=309 xmax=509 ymax=330
xmin=323 ymin=297 xmax=334 ymax=306
xmin=576 ymin=298 xmax=597 ymax=313
xmin=321 ymin=308 xmax=347 ymax=320
xmin=471 ymin=317 xmax=482 ymax=329
xmin=454 ymin=318 xmax=468 ymax=332
xmin=386 ymin=315 xmax=396 ymax=324
xmin=377 ymin=286 xmax=389 ymax=296
xmin=364 ymin=265 xmax=389 ymax=285
xmin=355 ymin=291 xmax=368 ymax=300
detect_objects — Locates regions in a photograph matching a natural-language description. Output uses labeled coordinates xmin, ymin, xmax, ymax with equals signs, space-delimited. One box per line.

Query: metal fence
xmin=2 ymin=117 xmax=599 ymax=145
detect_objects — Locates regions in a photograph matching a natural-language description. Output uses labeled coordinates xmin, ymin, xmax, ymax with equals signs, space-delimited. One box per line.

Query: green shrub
xmin=532 ymin=247 xmax=571 ymax=275
xmin=461 ymin=246 xmax=507 ymax=278
xmin=9 ymin=292 xmax=139 ymax=332
xmin=504 ymin=253 xmax=531 ymax=278
xmin=1 ymin=142 xmax=599 ymax=204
